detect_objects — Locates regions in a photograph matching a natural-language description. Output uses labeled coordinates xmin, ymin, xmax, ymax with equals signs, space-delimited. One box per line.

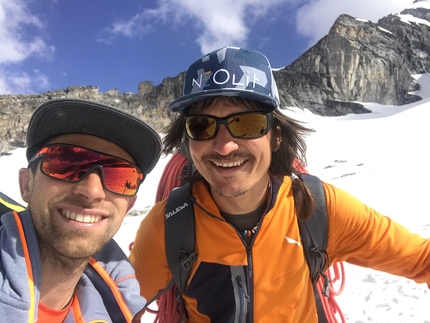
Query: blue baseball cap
xmin=169 ymin=46 xmax=280 ymax=112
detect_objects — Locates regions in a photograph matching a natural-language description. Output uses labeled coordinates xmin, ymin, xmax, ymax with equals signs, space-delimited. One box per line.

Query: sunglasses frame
xmin=184 ymin=111 xmax=274 ymax=141
xmin=29 ymin=144 xmax=144 ymax=196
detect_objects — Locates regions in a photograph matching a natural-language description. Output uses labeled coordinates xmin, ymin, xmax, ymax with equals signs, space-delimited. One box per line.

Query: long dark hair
xmin=162 ymin=97 xmax=317 ymax=220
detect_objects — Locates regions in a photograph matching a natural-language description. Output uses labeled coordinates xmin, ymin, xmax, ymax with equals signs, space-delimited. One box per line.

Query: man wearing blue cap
xmin=130 ymin=47 xmax=430 ymax=322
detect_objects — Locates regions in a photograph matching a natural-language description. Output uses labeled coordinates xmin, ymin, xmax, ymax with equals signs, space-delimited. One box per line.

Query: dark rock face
xmin=0 ymin=1 xmax=429 ymax=153
xmin=275 ymin=8 xmax=429 ymax=115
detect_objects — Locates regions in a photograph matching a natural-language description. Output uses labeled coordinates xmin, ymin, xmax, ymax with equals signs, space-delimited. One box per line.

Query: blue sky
xmin=0 ymin=0 xmax=413 ymax=94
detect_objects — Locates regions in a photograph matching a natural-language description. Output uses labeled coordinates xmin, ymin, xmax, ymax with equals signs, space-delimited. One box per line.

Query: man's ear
xmin=19 ymin=168 xmax=33 ymax=203
xmin=274 ymin=136 xmax=282 ymax=151
xmin=271 ymin=125 xmax=282 ymax=152
xmin=126 ymin=195 xmax=137 ymax=213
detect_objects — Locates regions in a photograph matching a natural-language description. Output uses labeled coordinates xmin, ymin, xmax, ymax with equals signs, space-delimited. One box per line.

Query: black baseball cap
xmin=26 ymin=98 xmax=162 ymax=175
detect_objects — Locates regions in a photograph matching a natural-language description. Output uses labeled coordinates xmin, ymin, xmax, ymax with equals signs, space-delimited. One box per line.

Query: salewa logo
xmin=192 ymin=68 xmax=261 ymax=89
xmin=165 ymin=202 xmax=189 ymax=219
xmin=284 ymin=236 xmax=301 ymax=247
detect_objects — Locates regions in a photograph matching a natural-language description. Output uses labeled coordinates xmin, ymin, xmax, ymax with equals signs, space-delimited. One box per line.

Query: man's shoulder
xmin=0 ymin=210 xmax=33 ymax=235
xmin=92 ymin=239 xmax=132 ymax=270
xmin=84 ymin=239 xmax=146 ymax=319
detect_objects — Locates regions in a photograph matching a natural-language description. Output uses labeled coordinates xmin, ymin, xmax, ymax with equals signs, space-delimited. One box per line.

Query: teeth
xmin=62 ymin=209 xmax=101 ymax=223
xmin=213 ymin=160 xmax=244 ymax=167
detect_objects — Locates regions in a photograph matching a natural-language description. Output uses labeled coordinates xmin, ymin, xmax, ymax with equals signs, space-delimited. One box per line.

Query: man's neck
xmin=39 ymin=248 xmax=88 ymax=310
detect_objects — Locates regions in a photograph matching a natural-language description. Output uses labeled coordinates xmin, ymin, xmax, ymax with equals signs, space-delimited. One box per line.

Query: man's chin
xmin=212 ymin=185 xmax=248 ymax=198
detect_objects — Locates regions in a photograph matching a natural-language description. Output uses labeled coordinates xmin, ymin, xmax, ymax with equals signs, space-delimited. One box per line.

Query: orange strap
xmin=88 ymin=257 xmax=134 ymax=323
xmin=12 ymin=211 xmax=36 ymax=323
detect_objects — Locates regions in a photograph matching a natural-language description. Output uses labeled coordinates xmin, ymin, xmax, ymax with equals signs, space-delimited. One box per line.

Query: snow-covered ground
xmin=1 ymin=74 xmax=430 ymax=322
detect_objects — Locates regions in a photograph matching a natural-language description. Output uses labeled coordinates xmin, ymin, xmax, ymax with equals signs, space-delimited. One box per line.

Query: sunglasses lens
xmin=185 ymin=113 xmax=270 ymax=140
xmin=37 ymin=145 xmax=143 ymax=196
xmin=40 ymin=145 xmax=88 ymax=180
xmin=103 ymin=165 xmax=143 ymax=196
xmin=228 ymin=113 xmax=269 ymax=138
xmin=185 ymin=116 xmax=217 ymax=140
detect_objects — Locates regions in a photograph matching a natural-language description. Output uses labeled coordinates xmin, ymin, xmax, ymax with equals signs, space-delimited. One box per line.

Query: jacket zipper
xmin=246 ymin=247 xmax=254 ymax=323
xmin=231 ymin=222 xmax=258 ymax=323
xmin=236 ymin=275 xmax=250 ymax=322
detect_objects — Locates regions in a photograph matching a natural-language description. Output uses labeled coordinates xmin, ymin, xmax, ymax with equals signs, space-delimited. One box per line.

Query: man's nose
xmin=212 ymin=124 xmax=239 ymax=156
xmin=72 ymin=170 xmax=106 ymax=201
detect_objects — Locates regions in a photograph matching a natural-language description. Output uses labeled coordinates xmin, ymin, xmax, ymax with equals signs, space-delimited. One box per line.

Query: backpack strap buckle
xmin=180 ymin=251 xmax=197 ymax=271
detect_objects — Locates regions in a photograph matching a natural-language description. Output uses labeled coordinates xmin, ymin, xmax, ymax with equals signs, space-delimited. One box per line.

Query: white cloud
xmin=0 ymin=69 xmax=29 ymax=94
xmin=32 ymin=72 xmax=50 ymax=89
xmin=0 ymin=67 xmax=51 ymax=95
xmin=0 ymin=0 xmax=54 ymax=93
xmin=101 ymin=0 xmax=295 ymax=54
xmin=0 ymin=0 xmax=53 ymax=64
xmin=0 ymin=74 xmax=11 ymax=94
xmin=9 ymin=73 xmax=31 ymax=91
xmin=159 ymin=0 xmax=266 ymax=52
xmin=98 ymin=11 xmax=156 ymax=44
xmin=295 ymin=0 xmax=413 ymax=47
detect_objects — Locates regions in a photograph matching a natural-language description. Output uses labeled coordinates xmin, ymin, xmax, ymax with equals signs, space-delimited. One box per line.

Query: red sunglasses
xmin=29 ymin=144 xmax=144 ymax=196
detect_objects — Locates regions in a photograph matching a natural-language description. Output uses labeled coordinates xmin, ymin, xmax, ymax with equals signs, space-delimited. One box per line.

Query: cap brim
xmin=26 ymin=99 xmax=162 ymax=175
xmin=169 ymin=89 xmax=278 ymax=112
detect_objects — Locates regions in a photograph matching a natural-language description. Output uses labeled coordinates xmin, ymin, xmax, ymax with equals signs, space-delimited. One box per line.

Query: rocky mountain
xmin=0 ymin=0 xmax=429 ymax=154
xmin=276 ymin=1 xmax=430 ymax=115
xmin=0 ymin=77 xmax=184 ymax=155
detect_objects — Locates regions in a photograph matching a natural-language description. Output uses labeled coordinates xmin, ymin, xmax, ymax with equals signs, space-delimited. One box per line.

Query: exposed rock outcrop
xmin=275 ymin=8 xmax=428 ymax=115
xmin=0 ymin=73 xmax=185 ymax=155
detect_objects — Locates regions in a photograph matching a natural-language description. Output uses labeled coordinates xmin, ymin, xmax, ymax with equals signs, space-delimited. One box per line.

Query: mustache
xmin=50 ymin=195 xmax=103 ymax=210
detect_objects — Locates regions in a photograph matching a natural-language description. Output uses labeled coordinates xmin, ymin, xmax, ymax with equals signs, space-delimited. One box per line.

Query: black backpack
xmin=149 ymin=174 xmax=331 ymax=322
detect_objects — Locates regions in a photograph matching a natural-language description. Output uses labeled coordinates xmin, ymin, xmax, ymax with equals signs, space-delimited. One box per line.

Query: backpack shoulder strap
xmin=297 ymin=173 xmax=330 ymax=323
xmin=164 ymin=183 xmax=196 ymax=294
xmin=298 ymin=174 xmax=329 ymax=280
xmin=143 ymin=183 xmax=196 ymax=309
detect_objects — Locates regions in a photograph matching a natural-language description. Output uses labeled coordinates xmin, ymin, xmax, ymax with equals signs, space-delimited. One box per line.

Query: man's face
xmin=19 ymin=134 xmax=137 ymax=261
xmin=188 ymin=99 xmax=273 ymax=200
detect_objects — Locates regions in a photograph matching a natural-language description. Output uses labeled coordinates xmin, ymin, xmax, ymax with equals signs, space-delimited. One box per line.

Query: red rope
xmin=317 ymin=262 xmax=347 ymax=323
xmin=298 ymin=160 xmax=346 ymax=323
xmin=152 ymin=152 xmax=187 ymax=323
xmin=155 ymin=152 xmax=187 ymax=203
xmin=133 ymin=152 xmax=346 ymax=322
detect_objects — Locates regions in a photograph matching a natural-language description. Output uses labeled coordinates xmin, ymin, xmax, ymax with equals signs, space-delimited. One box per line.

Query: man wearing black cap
xmin=130 ymin=47 xmax=430 ymax=322
xmin=0 ymin=98 xmax=162 ymax=322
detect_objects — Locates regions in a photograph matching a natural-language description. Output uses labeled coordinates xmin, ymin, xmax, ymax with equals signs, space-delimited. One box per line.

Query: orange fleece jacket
xmin=129 ymin=177 xmax=430 ymax=322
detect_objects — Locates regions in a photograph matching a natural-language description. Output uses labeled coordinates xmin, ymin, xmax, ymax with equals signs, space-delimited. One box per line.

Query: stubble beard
xmin=211 ymin=181 xmax=248 ymax=198
xmin=30 ymin=198 xmax=111 ymax=271
xmin=201 ymin=153 xmax=255 ymax=198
